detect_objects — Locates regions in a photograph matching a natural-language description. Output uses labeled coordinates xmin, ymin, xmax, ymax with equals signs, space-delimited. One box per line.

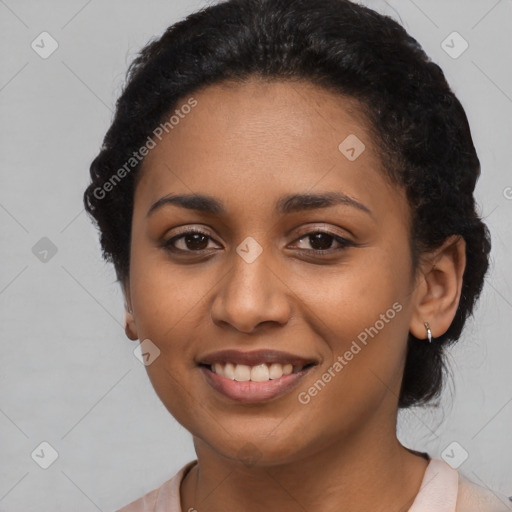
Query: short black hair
xmin=83 ymin=0 xmax=491 ymax=408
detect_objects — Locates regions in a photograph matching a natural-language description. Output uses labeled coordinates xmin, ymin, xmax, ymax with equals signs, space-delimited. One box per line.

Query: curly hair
xmin=83 ymin=0 xmax=491 ymax=408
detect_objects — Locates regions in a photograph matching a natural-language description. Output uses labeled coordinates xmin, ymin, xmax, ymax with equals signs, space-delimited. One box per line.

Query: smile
xmin=208 ymin=361 xmax=309 ymax=381
xmin=196 ymin=348 xmax=318 ymax=403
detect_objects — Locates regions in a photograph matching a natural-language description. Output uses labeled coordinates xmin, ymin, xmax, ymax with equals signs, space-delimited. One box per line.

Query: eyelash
xmin=161 ymin=228 xmax=354 ymax=256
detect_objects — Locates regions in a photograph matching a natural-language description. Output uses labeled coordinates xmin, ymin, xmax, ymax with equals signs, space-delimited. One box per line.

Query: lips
xmin=197 ymin=348 xmax=317 ymax=369
xmin=197 ymin=349 xmax=318 ymax=403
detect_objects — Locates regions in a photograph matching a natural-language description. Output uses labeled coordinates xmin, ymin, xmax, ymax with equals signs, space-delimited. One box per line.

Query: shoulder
xmin=456 ymin=472 xmax=511 ymax=512
xmin=115 ymin=488 xmax=159 ymax=512
xmin=408 ymin=457 xmax=510 ymax=512
xmin=114 ymin=460 xmax=198 ymax=512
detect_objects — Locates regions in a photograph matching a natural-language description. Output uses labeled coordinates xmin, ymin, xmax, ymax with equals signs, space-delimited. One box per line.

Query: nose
xmin=210 ymin=246 xmax=292 ymax=333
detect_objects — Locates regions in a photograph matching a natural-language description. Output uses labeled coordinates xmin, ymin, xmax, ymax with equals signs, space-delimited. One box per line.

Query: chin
xmin=194 ymin=428 xmax=312 ymax=468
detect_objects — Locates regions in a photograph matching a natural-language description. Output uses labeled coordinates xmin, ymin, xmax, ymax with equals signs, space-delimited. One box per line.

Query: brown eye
xmin=181 ymin=232 xmax=209 ymax=250
xmin=293 ymin=231 xmax=353 ymax=254
xmin=163 ymin=229 xmax=220 ymax=253
xmin=308 ymin=232 xmax=336 ymax=250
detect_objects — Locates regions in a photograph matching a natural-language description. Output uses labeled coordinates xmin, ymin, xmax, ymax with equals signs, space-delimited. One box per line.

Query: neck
xmin=180 ymin=417 xmax=429 ymax=512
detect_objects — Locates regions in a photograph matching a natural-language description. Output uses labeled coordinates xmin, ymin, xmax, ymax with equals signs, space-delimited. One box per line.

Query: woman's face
xmin=125 ymin=79 xmax=420 ymax=465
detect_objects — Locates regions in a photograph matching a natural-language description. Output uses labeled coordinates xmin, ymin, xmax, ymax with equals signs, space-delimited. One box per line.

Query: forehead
xmin=134 ymin=78 xmax=407 ymax=224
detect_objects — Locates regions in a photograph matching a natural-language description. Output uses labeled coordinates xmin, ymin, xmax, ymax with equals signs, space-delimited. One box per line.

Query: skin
xmin=123 ymin=78 xmax=466 ymax=512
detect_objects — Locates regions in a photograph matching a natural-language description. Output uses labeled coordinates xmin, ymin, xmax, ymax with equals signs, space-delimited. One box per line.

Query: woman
xmin=83 ymin=0 xmax=508 ymax=510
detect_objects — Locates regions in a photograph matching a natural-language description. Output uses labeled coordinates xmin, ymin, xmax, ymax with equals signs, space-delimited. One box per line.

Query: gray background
xmin=0 ymin=0 xmax=511 ymax=510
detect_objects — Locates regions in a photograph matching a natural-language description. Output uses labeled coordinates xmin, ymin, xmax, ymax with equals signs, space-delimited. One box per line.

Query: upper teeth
xmin=211 ymin=362 xmax=296 ymax=381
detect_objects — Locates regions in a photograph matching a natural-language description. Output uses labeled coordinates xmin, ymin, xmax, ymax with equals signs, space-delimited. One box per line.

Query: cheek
xmin=128 ymin=255 xmax=211 ymax=427
xmin=289 ymin=246 xmax=410 ymax=408
xmin=128 ymin=247 xmax=214 ymax=374
xmin=293 ymin=277 xmax=409 ymax=439
xmin=294 ymin=243 xmax=410 ymax=344
xmin=130 ymin=237 xmax=207 ymax=323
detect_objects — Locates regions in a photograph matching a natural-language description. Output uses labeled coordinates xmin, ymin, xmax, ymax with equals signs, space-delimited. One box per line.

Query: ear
xmin=409 ymin=234 xmax=466 ymax=341
xmin=121 ymin=279 xmax=139 ymax=341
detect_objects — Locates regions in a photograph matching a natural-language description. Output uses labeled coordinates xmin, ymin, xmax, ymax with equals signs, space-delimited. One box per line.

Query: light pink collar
xmin=140 ymin=457 xmax=458 ymax=512
xmin=408 ymin=458 xmax=459 ymax=512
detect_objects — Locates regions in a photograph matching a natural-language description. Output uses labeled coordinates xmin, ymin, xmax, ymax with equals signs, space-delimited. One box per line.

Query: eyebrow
xmin=146 ymin=191 xmax=373 ymax=219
